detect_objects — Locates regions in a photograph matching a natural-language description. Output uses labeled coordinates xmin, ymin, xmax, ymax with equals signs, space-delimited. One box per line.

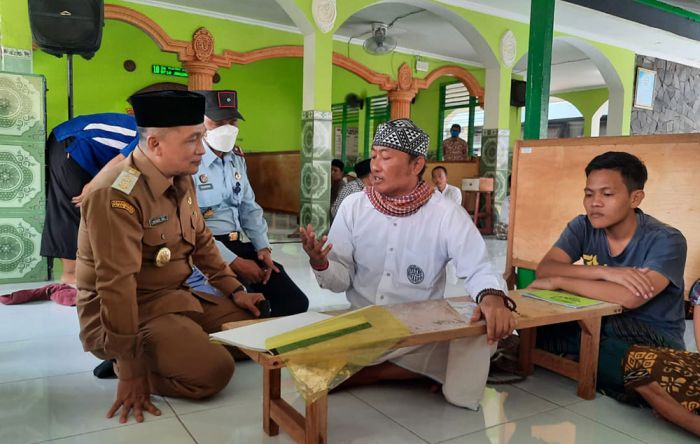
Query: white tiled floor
xmin=0 ymin=240 xmax=696 ymax=443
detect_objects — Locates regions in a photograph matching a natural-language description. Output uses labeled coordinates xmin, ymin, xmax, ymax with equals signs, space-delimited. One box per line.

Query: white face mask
xmin=204 ymin=124 xmax=239 ymax=152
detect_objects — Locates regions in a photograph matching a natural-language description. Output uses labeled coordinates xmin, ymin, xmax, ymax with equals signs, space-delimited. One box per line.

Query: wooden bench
xmin=222 ymin=291 xmax=621 ymax=444
xmin=506 ymin=135 xmax=700 ymax=391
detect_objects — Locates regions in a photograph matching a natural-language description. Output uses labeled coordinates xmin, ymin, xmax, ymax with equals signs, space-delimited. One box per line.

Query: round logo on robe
xmin=199 ymin=174 xmax=208 ymax=183
xmin=234 ymin=171 xmax=242 ymax=181
xmin=406 ymin=264 xmax=424 ymax=284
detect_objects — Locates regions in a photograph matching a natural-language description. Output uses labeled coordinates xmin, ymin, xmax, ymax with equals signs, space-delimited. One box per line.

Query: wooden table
xmin=221 ymin=291 xmax=621 ymax=444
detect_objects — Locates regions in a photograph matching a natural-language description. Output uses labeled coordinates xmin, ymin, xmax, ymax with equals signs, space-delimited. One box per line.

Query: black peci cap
xmin=128 ymin=90 xmax=205 ymax=128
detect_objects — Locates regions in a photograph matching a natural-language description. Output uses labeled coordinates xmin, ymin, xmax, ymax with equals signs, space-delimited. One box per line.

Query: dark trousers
xmin=215 ymin=237 xmax=309 ymax=317
xmin=40 ymin=132 xmax=92 ymax=260
xmin=536 ymin=316 xmax=682 ymax=401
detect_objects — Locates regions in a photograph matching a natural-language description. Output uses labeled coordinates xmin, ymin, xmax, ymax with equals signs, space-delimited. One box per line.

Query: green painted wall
xmin=219 ymin=58 xmax=303 ymax=150
xmin=556 ymin=88 xmax=609 ymax=118
xmin=411 ymin=79 xmax=442 ymax=154
xmin=110 ymin=0 xmax=303 ymax=51
xmin=0 ymin=0 xmax=32 ymax=50
xmin=28 ymin=0 xmax=635 ymax=153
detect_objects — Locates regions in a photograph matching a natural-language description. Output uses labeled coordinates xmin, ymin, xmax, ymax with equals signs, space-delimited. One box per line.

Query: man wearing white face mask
xmin=186 ymin=90 xmax=309 ymax=317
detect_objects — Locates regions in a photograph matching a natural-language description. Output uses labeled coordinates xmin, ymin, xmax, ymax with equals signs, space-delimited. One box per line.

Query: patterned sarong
xmin=624 ymin=345 xmax=700 ymax=414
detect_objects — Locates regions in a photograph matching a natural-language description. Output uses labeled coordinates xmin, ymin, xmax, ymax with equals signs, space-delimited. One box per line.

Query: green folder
xmin=521 ymin=290 xmax=603 ymax=309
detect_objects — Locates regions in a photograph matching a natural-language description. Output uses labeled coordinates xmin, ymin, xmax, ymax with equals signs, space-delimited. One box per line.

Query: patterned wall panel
xmin=300 ymin=110 xmax=332 ymax=235
xmin=0 ymin=72 xmax=46 ymax=283
xmin=480 ymin=128 xmax=510 ymax=224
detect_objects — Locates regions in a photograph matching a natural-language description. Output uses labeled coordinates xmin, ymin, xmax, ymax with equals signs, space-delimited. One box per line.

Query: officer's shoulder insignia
xmin=111 ymin=200 xmax=135 ymax=215
xmin=111 ymin=167 xmax=141 ymax=195
xmin=233 ymin=145 xmax=244 ymax=157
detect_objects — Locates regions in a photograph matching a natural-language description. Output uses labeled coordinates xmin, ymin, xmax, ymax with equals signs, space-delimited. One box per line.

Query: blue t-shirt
xmin=554 ymin=209 xmax=687 ymax=344
xmin=53 ymin=113 xmax=138 ymax=177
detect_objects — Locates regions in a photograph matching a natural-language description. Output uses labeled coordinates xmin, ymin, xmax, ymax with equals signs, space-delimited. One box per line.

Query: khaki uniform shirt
xmin=76 ymin=147 xmax=243 ymax=379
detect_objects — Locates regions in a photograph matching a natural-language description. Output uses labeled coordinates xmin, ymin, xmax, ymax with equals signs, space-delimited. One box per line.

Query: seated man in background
xmin=530 ymin=151 xmax=687 ymax=400
xmin=301 ymin=119 xmax=515 ymax=410
xmin=41 ymin=113 xmax=138 ymax=283
xmin=330 ymin=158 xmax=372 ymax=218
xmin=188 ymin=90 xmax=308 ymax=317
xmin=330 ymin=158 xmax=345 ymax=209
xmin=431 ymin=166 xmax=462 ymax=206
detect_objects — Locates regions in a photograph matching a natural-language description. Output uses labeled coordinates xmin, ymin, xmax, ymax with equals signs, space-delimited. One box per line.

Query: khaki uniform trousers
xmin=92 ymin=293 xmax=253 ymax=399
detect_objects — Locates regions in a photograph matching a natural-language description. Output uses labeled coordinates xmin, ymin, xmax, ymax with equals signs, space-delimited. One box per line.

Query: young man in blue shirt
xmin=530 ymin=151 xmax=687 ymax=399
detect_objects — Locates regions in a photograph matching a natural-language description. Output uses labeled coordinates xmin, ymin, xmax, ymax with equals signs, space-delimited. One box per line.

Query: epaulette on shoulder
xmin=233 ymin=145 xmax=244 ymax=157
xmin=111 ymin=167 xmax=141 ymax=195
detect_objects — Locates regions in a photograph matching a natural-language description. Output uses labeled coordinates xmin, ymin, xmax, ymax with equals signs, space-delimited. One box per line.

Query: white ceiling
xmin=124 ymin=0 xmax=700 ymax=93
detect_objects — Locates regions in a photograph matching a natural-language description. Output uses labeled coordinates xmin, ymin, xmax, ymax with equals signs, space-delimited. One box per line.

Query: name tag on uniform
xmin=149 ymin=215 xmax=169 ymax=226
xmin=198 ymin=183 xmax=214 ymax=190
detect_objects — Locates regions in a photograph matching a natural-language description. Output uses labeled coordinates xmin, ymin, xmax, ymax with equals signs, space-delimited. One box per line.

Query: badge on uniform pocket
xmin=198 ymin=183 xmax=214 ymax=190
xmin=155 ymin=247 xmax=171 ymax=267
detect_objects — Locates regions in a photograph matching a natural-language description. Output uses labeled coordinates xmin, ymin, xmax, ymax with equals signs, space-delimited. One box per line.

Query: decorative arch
xmin=104 ymin=3 xmax=485 ymax=117
xmin=103 ymin=4 xmax=397 ymax=90
xmin=549 ymin=95 xmax=585 ymax=118
xmin=555 ymin=37 xmax=626 ymax=136
xmin=331 ymin=53 xmax=395 ymax=90
xmin=514 ymin=35 xmax=626 ymax=136
xmin=591 ymin=100 xmax=609 ymax=137
xmin=416 ymin=65 xmax=485 ymax=99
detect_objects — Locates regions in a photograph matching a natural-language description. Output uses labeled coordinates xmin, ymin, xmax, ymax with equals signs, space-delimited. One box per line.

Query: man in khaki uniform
xmin=76 ymin=90 xmax=264 ymax=424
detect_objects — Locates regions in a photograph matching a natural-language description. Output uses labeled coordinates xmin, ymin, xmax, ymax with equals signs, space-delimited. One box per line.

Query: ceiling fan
xmin=362 ymin=22 xmax=398 ymax=55
xmin=345 ymin=8 xmax=425 ymax=56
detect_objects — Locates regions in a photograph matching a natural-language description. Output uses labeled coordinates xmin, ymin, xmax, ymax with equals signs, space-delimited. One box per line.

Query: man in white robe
xmin=300 ymin=119 xmax=515 ymax=410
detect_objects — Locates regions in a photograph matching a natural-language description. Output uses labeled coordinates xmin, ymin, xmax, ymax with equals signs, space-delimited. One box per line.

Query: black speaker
xmin=28 ymin=0 xmax=104 ymax=59
xmin=510 ymin=79 xmax=527 ymax=107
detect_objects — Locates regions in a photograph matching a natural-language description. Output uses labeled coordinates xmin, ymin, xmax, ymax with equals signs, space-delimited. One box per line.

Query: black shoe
xmin=93 ymin=360 xmax=116 ymax=379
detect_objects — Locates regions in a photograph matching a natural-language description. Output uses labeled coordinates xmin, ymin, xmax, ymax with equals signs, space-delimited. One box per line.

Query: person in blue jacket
xmin=41 ymin=113 xmax=139 ymax=283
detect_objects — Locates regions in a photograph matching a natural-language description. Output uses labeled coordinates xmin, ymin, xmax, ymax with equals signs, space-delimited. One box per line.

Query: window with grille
xmin=363 ymin=95 xmax=390 ymax=158
xmin=331 ymin=103 xmax=360 ymax=167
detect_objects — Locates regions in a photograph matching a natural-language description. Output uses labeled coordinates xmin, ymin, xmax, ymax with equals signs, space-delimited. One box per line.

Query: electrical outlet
xmin=416 ymin=60 xmax=429 ymax=72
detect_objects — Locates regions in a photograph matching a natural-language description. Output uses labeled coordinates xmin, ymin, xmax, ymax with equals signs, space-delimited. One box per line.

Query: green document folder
xmin=521 ymin=290 xmax=603 ymax=309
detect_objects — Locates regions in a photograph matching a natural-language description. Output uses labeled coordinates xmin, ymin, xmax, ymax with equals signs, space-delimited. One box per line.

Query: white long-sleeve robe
xmin=313 ymin=190 xmax=507 ymax=409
